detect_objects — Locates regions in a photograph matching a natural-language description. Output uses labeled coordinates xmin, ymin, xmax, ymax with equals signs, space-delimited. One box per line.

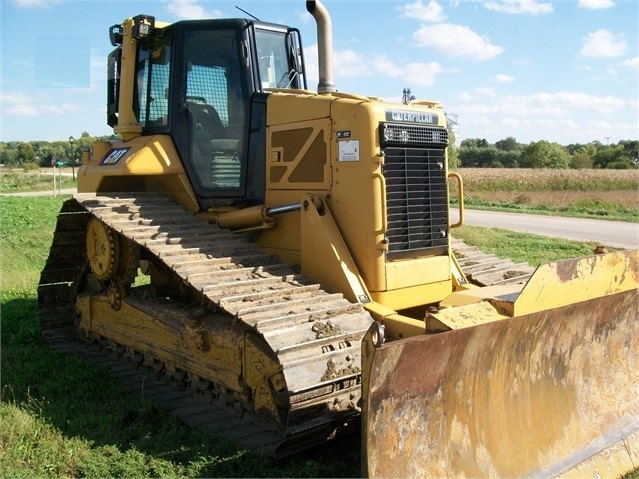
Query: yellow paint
xmin=75 ymin=295 xmax=248 ymax=397
xmin=385 ymin=255 xmax=450 ymax=291
xmin=370 ymin=279 xmax=451 ymax=312
xmin=514 ymin=250 xmax=639 ymax=316
xmin=300 ymin=195 xmax=370 ymax=304
xmin=80 ymin=135 xmax=198 ymax=212
xmin=114 ymin=18 xmax=143 ymax=140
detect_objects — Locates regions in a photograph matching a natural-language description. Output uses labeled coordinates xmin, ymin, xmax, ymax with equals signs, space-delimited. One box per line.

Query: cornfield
xmin=456 ymin=168 xmax=639 ymax=220
xmin=458 ymin=168 xmax=639 ymax=192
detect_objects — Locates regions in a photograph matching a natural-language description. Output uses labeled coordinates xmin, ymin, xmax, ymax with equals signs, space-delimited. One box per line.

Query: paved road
xmin=460 ymin=209 xmax=639 ymax=250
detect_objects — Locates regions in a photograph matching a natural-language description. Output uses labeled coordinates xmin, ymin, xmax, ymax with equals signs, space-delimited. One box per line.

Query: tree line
xmin=1 ymin=131 xmax=637 ymax=170
xmin=0 ymin=132 xmax=117 ymax=168
xmin=449 ymin=136 xmax=638 ymax=169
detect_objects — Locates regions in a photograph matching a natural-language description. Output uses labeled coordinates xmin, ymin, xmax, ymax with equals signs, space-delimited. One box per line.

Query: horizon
xmin=1 ymin=0 xmax=637 ymax=145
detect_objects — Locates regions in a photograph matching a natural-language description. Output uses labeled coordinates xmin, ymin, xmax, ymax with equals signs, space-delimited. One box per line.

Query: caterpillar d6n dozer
xmin=39 ymin=1 xmax=638 ymax=476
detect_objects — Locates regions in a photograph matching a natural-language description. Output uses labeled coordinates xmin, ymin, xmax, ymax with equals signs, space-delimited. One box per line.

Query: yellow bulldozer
xmin=39 ymin=1 xmax=638 ymax=476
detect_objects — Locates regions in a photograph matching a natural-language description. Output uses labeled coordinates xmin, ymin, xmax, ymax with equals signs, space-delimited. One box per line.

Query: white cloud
xmin=578 ymin=0 xmax=615 ymax=9
xmin=413 ymin=24 xmax=503 ymax=60
xmin=164 ymin=0 xmax=223 ymax=20
xmin=398 ymin=0 xmax=446 ymax=22
xmin=452 ymin=90 xmax=630 ymax=142
xmin=620 ymin=56 xmax=639 ymax=72
xmin=304 ymin=45 xmax=447 ymax=89
xmin=494 ymin=74 xmax=515 ymax=82
xmin=334 ymin=49 xmax=375 ymax=78
xmin=8 ymin=104 xmax=39 ymax=116
xmin=458 ymin=91 xmax=624 ymax=118
xmin=371 ymin=55 xmax=404 ymax=78
xmin=1 ymin=91 xmax=32 ymax=105
xmin=580 ymin=29 xmax=628 ymax=58
xmin=401 ymin=62 xmax=447 ymax=86
xmin=483 ymin=0 xmax=553 ymax=15
xmin=475 ymin=87 xmax=497 ymax=97
xmin=41 ymin=103 xmax=80 ymax=115
xmin=1 ymin=91 xmax=81 ymax=117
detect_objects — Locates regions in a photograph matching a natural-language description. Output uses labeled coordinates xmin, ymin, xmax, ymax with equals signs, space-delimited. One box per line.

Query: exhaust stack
xmin=306 ymin=0 xmax=336 ymax=93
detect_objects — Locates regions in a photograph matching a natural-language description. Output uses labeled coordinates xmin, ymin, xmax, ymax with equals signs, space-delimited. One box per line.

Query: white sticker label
xmin=338 ymin=139 xmax=359 ymax=162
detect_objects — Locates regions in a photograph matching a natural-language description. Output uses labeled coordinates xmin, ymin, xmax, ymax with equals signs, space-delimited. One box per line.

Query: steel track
xmin=38 ymin=193 xmax=534 ymax=456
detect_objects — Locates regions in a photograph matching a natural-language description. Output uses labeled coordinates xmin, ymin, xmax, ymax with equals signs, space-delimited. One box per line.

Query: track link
xmin=451 ymin=238 xmax=535 ymax=285
xmin=39 ymin=193 xmax=372 ymax=457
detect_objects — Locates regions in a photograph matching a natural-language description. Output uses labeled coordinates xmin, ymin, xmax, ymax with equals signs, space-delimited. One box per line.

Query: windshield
xmin=255 ymin=29 xmax=300 ymax=90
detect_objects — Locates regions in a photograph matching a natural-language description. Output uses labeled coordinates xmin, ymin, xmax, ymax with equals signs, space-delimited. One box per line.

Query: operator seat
xmin=187 ymin=101 xmax=240 ymax=188
xmin=188 ymin=101 xmax=225 ymax=140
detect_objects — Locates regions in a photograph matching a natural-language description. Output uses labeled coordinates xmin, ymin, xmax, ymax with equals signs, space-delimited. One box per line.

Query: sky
xmin=1 ymin=0 xmax=637 ymax=145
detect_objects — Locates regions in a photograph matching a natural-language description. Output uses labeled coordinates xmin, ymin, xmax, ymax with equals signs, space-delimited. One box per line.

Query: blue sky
xmin=1 ymin=0 xmax=637 ymax=145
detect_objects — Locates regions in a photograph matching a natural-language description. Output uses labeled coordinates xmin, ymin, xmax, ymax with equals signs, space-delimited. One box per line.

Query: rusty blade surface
xmin=361 ymin=289 xmax=639 ymax=478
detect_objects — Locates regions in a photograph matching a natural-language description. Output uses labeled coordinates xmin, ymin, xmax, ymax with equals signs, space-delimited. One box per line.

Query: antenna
xmin=235 ymin=6 xmax=260 ymax=20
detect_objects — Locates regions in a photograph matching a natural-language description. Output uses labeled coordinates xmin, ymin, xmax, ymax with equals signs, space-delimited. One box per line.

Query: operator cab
xmin=107 ymin=15 xmax=306 ymax=207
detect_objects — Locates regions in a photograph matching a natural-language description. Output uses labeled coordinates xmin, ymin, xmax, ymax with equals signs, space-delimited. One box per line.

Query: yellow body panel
xmin=385 ymin=255 xmax=450 ymax=290
xmin=370 ymin=280 xmax=452 ymax=313
xmin=260 ymin=92 xmax=452 ymax=311
xmin=78 ymin=135 xmax=198 ymax=212
xmin=266 ymin=91 xmax=329 ymax=125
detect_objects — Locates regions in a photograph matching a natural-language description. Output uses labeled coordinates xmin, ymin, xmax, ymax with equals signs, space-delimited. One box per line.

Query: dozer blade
xmin=361 ymin=253 xmax=639 ymax=478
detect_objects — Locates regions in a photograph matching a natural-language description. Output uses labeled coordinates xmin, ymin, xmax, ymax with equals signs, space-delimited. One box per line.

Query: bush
xmin=607 ymin=161 xmax=637 ymax=169
xmin=22 ymin=162 xmax=40 ymax=172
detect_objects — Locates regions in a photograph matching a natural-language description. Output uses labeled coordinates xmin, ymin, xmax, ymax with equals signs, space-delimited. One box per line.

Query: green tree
xmin=593 ymin=145 xmax=622 ymax=168
xmin=17 ymin=142 xmax=36 ymax=165
xmin=495 ymin=136 xmax=520 ymax=152
xmin=618 ymin=140 xmax=638 ymax=165
xmin=460 ymin=138 xmax=489 ymax=149
xmin=521 ymin=140 xmax=570 ymax=168
xmin=570 ymin=143 xmax=596 ymax=169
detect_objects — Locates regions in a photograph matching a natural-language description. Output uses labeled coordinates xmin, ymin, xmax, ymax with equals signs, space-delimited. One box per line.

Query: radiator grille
xmin=382 ymin=143 xmax=449 ymax=257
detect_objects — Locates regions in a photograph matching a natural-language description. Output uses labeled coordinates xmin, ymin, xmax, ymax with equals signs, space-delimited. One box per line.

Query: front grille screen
xmin=382 ymin=142 xmax=449 ymax=258
xmin=380 ymin=122 xmax=448 ymax=148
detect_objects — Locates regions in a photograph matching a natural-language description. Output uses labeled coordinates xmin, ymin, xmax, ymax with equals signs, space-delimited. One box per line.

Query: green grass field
xmin=1 ymin=168 xmax=637 ymax=478
xmin=0 ymin=169 xmax=77 ymax=195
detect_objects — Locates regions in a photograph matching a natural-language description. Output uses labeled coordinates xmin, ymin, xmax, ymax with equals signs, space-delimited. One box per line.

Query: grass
xmin=0 ymin=197 xmax=62 ymax=289
xmin=1 ymin=171 xmax=637 ymax=477
xmin=451 ymin=225 xmax=601 ymax=266
xmin=0 ymin=168 xmax=76 ymax=194
xmin=0 ymin=196 xmax=360 ymax=478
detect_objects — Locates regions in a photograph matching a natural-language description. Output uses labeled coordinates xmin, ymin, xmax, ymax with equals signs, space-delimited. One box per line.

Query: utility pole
xmin=69 ymin=135 xmax=76 ymax=180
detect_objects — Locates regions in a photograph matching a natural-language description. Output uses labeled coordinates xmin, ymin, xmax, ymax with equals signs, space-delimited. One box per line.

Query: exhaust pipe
xmin=306 ymin=0 xmax=336 ymax=93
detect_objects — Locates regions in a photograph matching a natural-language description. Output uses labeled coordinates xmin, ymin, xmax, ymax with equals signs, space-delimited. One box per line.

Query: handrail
xmin=372 ymin=172 xmax=388 ymax=234
xmin=448 ymin=171 xmax=464 ymax=228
